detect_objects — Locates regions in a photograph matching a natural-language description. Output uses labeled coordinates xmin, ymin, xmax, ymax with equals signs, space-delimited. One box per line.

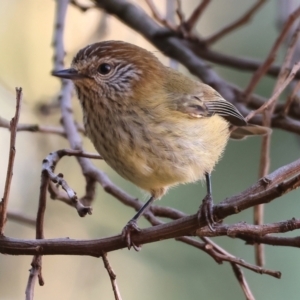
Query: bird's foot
xmin=197 ymin=194 xmax=216 ymax=231
xmin=121 ymin=219 xmax=142 ymax=251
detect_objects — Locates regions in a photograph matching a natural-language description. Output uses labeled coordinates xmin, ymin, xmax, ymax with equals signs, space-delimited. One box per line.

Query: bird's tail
xmin=230 ymin=124 xmax=271 ymax=140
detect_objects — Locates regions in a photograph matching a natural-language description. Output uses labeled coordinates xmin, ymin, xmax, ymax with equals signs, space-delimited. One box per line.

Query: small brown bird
xmin=53 ymin=41 xmax=269 ymax=249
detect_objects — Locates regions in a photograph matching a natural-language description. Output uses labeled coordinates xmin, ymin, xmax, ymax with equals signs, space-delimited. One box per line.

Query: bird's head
xmin=52 ymin=41 xmax=165 ymax=101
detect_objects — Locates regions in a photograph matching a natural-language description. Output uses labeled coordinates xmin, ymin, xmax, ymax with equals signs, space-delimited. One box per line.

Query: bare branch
xmin=201 ymin=237 xmax=255 ymax=299
xmin=26 ymin=0 xmax=70 ymax=296
xmin=177 ymin=236 xmax=279 ymax=279
xmin=283 ymin=80 xmax=300 ymax=115
xmin=1 ymin=217 xmax=300 ymax=257
xmin=70 ymin=0 xmax=96 ymax=12
xmin=182 ymin=0 xmax=211 ymax=32
xmin=281 ymin=22 xmax=300 ymax=115
xmin=25 ymin=256 xmax=43 ymax=300
xmin=0 ymin=116 xmax=71 ymax=137
xmin=243 ymin=5 xmax=300 ymax=101
xmin=205 ymin=0 xmax=267 ymax=45
xmin=102 ymin=252 xmax=123 ymax=300
xmin=190 ymin=46 xmax=300 ymax=80
xmin=1 ymin=155 xmax=299 ymax=257
xmin=231 ymin=263 xmax=255 ymax=300
xmin=254 ymin=18 xmax=300 ymax=266
xmin=43 ymin=149 xmax=101 ymax=216
xmin=145 ymin=0 xmax=177 ymax=31
xmin=0 ymin=87 xmax=22 ymax=235
xmin=7 ymin=211 xmax=35 ymax=227
xmin=246 ymin=61 xmax=300 ymax=121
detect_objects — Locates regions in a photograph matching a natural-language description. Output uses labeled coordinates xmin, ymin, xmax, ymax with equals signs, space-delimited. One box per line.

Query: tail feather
xmin=230 ymin=125 xmax=271 ymax=140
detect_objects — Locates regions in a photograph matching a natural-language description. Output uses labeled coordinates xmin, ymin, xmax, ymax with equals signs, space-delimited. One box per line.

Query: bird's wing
xmin=175 ymin=93 xmax=247 ymax=126
xmin=165 ymin=69 xmax=245 ymax=125
xmin=165 ymin=75 xmax=269 ymax=137
xmin=175 ymin=95 xmax=211 ymax=118
xmin=204 ymin=100 xmax=247 ymax=126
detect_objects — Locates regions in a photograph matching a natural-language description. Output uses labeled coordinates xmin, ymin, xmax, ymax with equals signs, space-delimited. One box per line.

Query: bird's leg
xmin=122 ymin=195 xmax=155 ymax=251
xmin=197 ymin=172 xmax=215 ymax=231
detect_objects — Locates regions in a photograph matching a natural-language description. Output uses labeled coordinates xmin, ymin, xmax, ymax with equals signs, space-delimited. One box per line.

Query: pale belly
xmin=86 ymin=114 xmax=229 ymax=196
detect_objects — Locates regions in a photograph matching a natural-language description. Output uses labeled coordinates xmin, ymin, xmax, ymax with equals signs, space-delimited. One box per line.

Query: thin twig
xmin=212 ymin=246 xmax=279 ymax=278
xmin=175 ymin=236 xmax=222 ymax=264
xmin=145 ymin=0 xmax=177 ymax=31
xmin=43 ymin=149 xmax=101 ymax=216
xmin=182 ymin=0 xmax=211 ymax=32
xmin=254 ymin=19 xmax=300 ymax=267
xmin=175 ymin=0 xmax=185 ymax=25
xmin=253 ymin=197 xmax=265 ymax=265
xmin=79 ymin=175 xmax=97 ymax=208
xmin=0 ymin=116 xmax=70 ymax=136
xmin=166 ymin=0 xmax=179 ymax=69
xmin=177 ymin=236 xmax=279 ymax=278
xmin=275 ymin=23 xmax=300 ymax=90
xmin=281 ymin=22 xmax=300 ymax=115
xmin=30 ymin=167 xmax=49 ymax=290
xmin=231 ymin=263 xmax=255 ymax=300
xmin=25 ymin=1 xmax=70 ymax=297
xmin=0 ymin=87 xmax=22 ymax=235
xmin=7 ymin=211 xmax=35 ymax=226
xmin=205 ymin=0 xmax=267 ymax=45
xmin=25 ymin=256 xmax=43 ymax=300
xmin=48 ymin=181 xmax=73 ymax=206
xmin=70 ymin=0 xmax=96 ymax=12
xmin=283 ymin=80 xmax=300 ymax=115
xmin=177 ymin=216 xmax=280 ymax=281
xmin=53 ymin=149 xmax=102 ymax=159
xmin=202 ymin=237 xmax=255 ymax=300
xmin=43 ymin=153 xmax=77 ymax=207
xmin=190 ymin=45 xmax=300 ymax=80
xmin=102 ymin=252 xmax=122 ymax=300
xmin=246 ymin=61 xmax=300 ymax=121
xmin=243 ymin=5 xmax=300 ymax=101
xmin=255 ymin=111 xmax=269 ymax=266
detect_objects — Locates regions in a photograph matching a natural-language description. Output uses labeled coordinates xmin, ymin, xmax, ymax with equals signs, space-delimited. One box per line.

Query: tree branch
xmin=0 ymin=88 xmax=22 ymax=235
xmin=102 ymin=252 xmax=123 ymax=300
xmin=205 ymin=0 xmax=267 ymax=45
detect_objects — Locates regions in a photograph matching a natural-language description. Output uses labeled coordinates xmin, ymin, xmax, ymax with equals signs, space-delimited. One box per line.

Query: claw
xmin=197 ymin=194 xmax=216 ymax=231
xmin=121 ymin=219 xmax=142 ymax=251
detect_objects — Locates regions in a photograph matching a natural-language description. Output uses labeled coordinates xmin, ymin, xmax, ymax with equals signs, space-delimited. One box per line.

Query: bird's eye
xmin=97 ymin=63 xmax=112 ymax=75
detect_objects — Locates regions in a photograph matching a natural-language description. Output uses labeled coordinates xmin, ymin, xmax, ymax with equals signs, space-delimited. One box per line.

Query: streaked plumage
xmin=53 ymin=41 xmax=269 ymax=248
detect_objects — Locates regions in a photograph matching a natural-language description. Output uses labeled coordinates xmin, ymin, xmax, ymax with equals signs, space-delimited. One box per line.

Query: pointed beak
xmin=52 ymin=68 xmax=88 ymax=80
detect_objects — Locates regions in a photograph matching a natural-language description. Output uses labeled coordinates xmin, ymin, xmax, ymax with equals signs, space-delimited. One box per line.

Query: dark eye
xmin=97 ymin=63 xmax=111 ymax=75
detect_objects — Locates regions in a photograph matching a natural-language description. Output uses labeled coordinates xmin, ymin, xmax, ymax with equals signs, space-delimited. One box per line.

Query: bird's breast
xmin=83 ymin=104 xmax=230 ymax=193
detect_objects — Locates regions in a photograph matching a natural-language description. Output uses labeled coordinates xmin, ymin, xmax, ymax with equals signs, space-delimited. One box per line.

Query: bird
xmin=52 ymin=40 xmax=269 ymax=250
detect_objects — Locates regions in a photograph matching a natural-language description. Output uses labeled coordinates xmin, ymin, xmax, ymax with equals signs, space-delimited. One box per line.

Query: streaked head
xmin=52 ymin=41 xmax=164 ymax=99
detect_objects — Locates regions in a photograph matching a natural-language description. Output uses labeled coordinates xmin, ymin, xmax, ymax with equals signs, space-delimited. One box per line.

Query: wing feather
xmin=205 ymin=100 xmax=247 ymax=126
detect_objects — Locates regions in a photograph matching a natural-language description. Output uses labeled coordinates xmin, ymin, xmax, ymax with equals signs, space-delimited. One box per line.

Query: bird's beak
xmin=52 ymin=68 xmax=88 ymax=80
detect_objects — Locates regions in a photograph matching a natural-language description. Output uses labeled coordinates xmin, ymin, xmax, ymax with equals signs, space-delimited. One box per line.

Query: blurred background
xmin=0 ymin=0 xmax=300 ymax=299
